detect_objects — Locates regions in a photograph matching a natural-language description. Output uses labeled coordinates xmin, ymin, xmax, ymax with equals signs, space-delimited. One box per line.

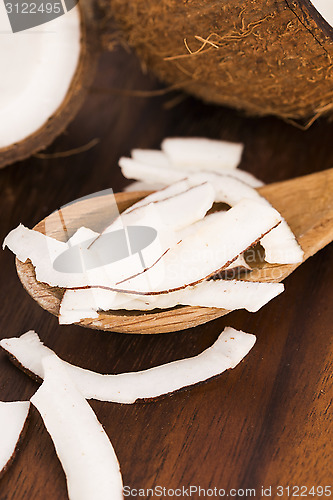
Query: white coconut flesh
xmin=310 ymin=0 xmax=333 ymax=27
xmin=95 ymin=181 xmax=215 ymax=237
xmin=1 ymin=328 xmax=256 ymax=404
xmin=107 ymin=198 xmax=282 ymax=293
xmin=121 ymin=178 xmax=206 ymax=213
xmin=0 ymin=401 xmax=30 ymax=474
xmin=161 ymin=137 xmax=244 ymax=171
xmin=131 ymin=148 xmax=171 ymax=168
xmin=59 ymin=280 xmax=284 ymax=324
xmin=3 ymin=197 xmax=282 ymax=295
xmin=185 ymin=173 xmax=303 ymax=264
xmin=119 ymin=157 xmax=264 ymax=189
xmin=0 ymin=4 xmax=81 ymax=149
xmin=3 ymin=183 xmax=214 ymax=289
xmin=30 ymin=355 xmax=123 ymax=500
xmin=124 ymin=180 xmax=166 ymax=192
xmin=122 ymin=171 xmax=302 ymax=266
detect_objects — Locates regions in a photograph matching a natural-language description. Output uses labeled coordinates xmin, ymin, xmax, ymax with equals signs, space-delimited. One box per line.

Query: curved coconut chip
xmin=105 ymin=198 xmax=282 ymax=294
xmin=139 ymin=172 xmax=302 ymax=265
xmin=31 ymin=355 xmax=123 ymax=500
xmin=186 ymin=173 xmax=304 ymax=264
xmin=131 ymin=148 xmax=171 ymax=168
xmin=0 ymin=401 xmax=30 ymax=476
xmin=121 ymin=178 xmax=206 ymax=214
xmin=3 ymin=183 xmax=214 ymax=290
xmin=119 ymin=157 xmax=264 ymax=188
xmin=58 ymin=280 xmax=284 ymax=324
xmin=161 ymin=137 xmax=244 ymax=171
xmin=119 ymin=150 xmax=303 ymax=264
xmin=2 ymin=328 xmax=255 ymax=403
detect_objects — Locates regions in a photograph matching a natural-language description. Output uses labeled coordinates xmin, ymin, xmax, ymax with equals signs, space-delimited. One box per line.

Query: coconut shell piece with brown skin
xmin=0 ymin=0 xmax=100 ymax=170
xmin=105 ymin=0 xmax=333 ymax=121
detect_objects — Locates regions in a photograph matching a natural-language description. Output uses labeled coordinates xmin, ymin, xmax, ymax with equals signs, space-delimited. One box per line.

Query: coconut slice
xmin=119 ymin=157 xmax=264 ymax=188
xmin=260 ymin=223 xmax=304 ymax=264
xmin=4 ymin=182 xmax=215 ymax=290
xmin=183 ymin=173 xmax=303 ymax=264
xmin=2 ymin=223 xmax=147 ymax=288
xmin=58 ymin=279 xmax=283 ymax=323
xmin=131 ymin=148 xmax=171 ymax=168
xmin=30 ymin=355 xmax=123 ymax=500
xmin=124 ymin=181 xmax=165 ymax=192
xmin=3 ymin=223 xmax=67 ymax=273
xmin=1 ymin=328 xmax=256 ymax=403
xmin=161 ymin=137 xmax=244 ymax=171
xmin=122 ymin=178 xmax=204 ymax=213
xmin=108 ymin=180 xmax=215 ymax=230
xmin=0 ymin=401 xmax=30 ymax=475
xmin=74 ymin=183 xmax=215 ymax=289
xmin=109 ymin=198 xmax=282 ymax=293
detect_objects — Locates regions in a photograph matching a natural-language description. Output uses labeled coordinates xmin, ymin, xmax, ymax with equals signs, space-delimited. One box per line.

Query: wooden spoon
xmin=16 ymin=168 xmax=333 ymax=334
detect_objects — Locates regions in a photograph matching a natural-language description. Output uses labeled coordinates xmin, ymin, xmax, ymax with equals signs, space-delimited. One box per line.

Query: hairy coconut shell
xmin=105 ymin=0 xmax=333 ymax=121
xmin=0 ymin=0 xmax=100 ymax=169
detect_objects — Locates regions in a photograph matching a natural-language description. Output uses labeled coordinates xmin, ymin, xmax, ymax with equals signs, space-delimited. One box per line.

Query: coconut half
xmin=124 ymin=180 xmax=165 ymax=192
xmin=107 ymin=0 xmax=333 ymax=120
xmin=0 ymin=2 xmax=98 ymax=168
xmin=0 ymin=401 xmax=30 ymax=476
xmin=30 ymin=355 xmax=123 ymax=500
xmin=1 ymin=328 xmax=256 ymax=403
xmin=310 ymin=0 xmax=333 ymax=27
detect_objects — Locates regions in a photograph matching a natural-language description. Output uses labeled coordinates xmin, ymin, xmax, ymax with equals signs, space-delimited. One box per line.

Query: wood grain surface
xmin=0 ymin=45 xmax=332 ymax=499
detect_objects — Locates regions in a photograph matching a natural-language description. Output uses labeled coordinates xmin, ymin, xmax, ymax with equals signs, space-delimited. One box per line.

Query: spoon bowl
xmin=16 ymin=169 xmax=333 ymax=333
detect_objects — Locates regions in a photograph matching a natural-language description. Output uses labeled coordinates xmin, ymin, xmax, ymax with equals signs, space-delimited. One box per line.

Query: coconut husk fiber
xmin=104 ymin=0 xmax=333 ymax=121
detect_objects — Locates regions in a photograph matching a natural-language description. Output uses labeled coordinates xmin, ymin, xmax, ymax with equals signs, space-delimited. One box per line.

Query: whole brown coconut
xmin=106 ymin=0 xmax=333 ymax=121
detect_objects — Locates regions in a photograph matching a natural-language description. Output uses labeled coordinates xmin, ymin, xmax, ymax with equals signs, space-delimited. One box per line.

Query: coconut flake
xmin=122 ymin=178 xmax=205 ymax=213
xmin=310 ymin=0 xmax=333 ymax=27
xmin=260 ymin=223 xmax=304 ymax=264
xmin=131 ymin=148 xmax=171 ymax=168
xmin=109 ymin=181 xmax=215 ymax=230
xmin=161 ymin=137 xmax=244 ymax=170
xmin=30 ymin=355 xmax=123 ymax=500
xmin=109 ymin=198 xmax=282 ymax=293
xmin=0 ymin=401 xmax=30 ymax=475
xmin=183 ymin=173 xmax=303 ymax=264
xmin=119 ymin=156 xmax=264 ymax=188
xmin=58 ymin=280 xmax=284 ymax=323
xmin=3 ymin=223 xmax=66 ymax=263
xmin=1 ymin=328 xmax=256 ymax=403
xmin=3 ymin=183 xmax=215 ymax=291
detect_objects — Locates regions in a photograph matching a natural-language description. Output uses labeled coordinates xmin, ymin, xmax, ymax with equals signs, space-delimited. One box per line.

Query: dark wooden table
xmin=0 ymin=45 xmax=332 ymax=500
